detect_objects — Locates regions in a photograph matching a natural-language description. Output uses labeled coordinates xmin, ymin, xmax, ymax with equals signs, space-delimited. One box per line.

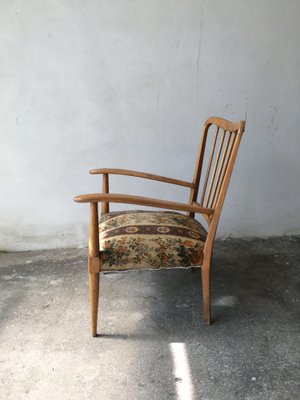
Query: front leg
xmin=88 ymin=202 xmax=100 ymax=337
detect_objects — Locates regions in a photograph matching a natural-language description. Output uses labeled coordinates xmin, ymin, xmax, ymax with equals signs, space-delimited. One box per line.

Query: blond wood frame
xmin=74 ymin=116 xmax=246 ymax=336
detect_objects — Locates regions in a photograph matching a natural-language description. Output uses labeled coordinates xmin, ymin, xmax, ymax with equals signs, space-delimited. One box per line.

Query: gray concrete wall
xmin=1 ymin=0 xmax=300 ymax=251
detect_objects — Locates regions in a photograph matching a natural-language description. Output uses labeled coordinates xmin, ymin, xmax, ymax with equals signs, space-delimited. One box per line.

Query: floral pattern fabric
xmin=99 ymin=210 xmax=207 ymax=271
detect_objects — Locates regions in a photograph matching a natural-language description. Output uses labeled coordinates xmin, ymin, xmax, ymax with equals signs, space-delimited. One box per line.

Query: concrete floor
xmin=0 ymin=237 xmax=299 ymax=400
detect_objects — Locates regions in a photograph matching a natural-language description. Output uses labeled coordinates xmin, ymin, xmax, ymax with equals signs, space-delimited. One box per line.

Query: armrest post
xmin=89 ymin=202 xmax=99 ymax=260
xmin=101 ymin=173 xmax=109 ymax=215
xmin=88 ymin=202 xmax=100 ymax=273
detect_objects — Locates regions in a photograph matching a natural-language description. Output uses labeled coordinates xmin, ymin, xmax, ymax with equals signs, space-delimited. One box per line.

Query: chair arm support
xmin=89 ymin=168 xmax=194 ymax=188
xmin=74 ymin=193 xmax=213 ymax=215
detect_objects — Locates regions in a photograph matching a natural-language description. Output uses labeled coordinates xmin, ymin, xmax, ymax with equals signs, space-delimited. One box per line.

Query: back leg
xmin=201 ymin=260 xmax=211 ymax=324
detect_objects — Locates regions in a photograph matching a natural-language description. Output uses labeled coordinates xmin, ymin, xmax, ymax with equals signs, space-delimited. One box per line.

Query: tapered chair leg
xmin=89 ymin=272 xmax=99 ymax=337
xmin=88 ymin=202 xmax=100 ymax=337
xmin=201 ymin=262 xmax=211 ymax=325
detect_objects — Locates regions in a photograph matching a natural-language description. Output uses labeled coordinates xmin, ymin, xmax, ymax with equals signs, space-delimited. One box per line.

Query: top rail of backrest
xmin=204 ymin=117 xmax=245 ymax=134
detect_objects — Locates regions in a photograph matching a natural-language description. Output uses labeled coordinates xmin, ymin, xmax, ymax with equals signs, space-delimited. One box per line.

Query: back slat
xmin=203 ymin=129 xmax=227 ymax=207
xmin=211 ymin=132 xmax=237 ymax=209
xmin=200 ymin=126 xmax=219 ymax=206
xmin=208 ymin=131 xmax=236 ymax=209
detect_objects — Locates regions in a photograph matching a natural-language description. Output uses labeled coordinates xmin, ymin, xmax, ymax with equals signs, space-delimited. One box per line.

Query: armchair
xmin=74 ymin=116 xmax=246 ymax=336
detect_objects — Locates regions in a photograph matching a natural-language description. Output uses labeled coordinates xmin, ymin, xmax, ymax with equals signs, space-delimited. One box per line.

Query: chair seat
xmin=99 ymin=210 xmax=207 ymax=271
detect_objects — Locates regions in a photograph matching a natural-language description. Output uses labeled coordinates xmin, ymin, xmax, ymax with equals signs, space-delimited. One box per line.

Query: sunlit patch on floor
xmin=49 ymin=279 xmax=63 ymax=286
xmin=170 ymin=342 xmax=194 ymax=400
xmin=213 ymin=295 xmax=239 ymax=307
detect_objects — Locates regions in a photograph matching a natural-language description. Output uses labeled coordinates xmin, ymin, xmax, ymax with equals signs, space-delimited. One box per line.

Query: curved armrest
xmin=74 ymin=193 xmax=213 ymax=215
xmin=89 ymin=168 xmax=194 ymax=188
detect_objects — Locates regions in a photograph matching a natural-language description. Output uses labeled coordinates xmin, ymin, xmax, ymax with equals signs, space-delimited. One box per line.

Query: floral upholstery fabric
xmin=99 ymin=210 xmax=207 ymax=271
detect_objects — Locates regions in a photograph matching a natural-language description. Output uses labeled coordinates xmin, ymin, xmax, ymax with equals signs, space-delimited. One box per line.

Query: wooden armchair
xmin=74 ymin=116 xmax=246 ymax=336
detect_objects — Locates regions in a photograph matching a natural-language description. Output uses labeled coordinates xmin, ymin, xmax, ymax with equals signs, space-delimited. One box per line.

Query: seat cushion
xmin=99 ymin=210 xmax=207 ymax=271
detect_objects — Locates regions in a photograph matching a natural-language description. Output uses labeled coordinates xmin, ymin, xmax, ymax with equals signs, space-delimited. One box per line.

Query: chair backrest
xmin=189 ymin=117 xmax=246 ymax=240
